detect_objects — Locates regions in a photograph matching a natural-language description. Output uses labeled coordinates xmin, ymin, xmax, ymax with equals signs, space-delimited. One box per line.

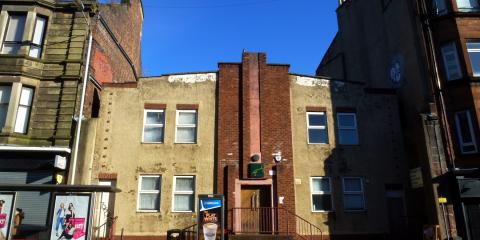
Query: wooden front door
xmin=240 ymin=185 xmax=272 ymax=233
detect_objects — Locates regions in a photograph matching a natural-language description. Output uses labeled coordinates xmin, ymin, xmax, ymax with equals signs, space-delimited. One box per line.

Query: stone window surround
xmin=0 ymin=76 xmax=39 ymax=134
xmin=0 ymin=5 xmax=53 ymax=59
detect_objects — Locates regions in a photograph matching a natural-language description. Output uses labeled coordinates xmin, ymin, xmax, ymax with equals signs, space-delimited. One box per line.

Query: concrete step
xmin=229 ymin=234 xmax=294 ymax=240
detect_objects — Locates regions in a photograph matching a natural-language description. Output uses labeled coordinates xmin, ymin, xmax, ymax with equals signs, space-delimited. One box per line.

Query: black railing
xmin=181 ymin=223 xmax=197 ymax=240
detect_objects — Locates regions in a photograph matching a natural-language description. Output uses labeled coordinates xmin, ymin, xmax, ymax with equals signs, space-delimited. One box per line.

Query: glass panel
xmin=32 ymin=16 xmax=46 ymax=45
xmin=312 ymin=195 xmax=332 ymax=211
xmin=468 ymin=42 xmax=480 ymax=50
xmin=338 ymin=114 xmax=355 ymax=127
xmin=308 ymin=113 xmax=326 ymax=126
xmin=143 ymin=126 xmax=163 ymax=142
xmin=442 ymin=43 xmax=462 ymax=80
xmin=344 ymin=194 xmax=364 ymax=210
xmin=457 ymin=112 xmax=473 ymax=143
xmin=312 ymin=178 xmax=330 ymax=192
xmin=463 ymin=145 xmax=477 ymax=153
xmin=19 ymin=87 xmax=34 ymax=106
xmin=139 ymin=193 xmax=159 ymax=210
xmin=308 ymin=129 xmax=328 ymax=144
xmin=5 ymin=15 xmax=26 ymax=42
xmin=174 ymin=194 xmax=194 ymax=211
xmin=28 ymin=45 xmax=41 ymax=58
xmin=14 ymin=106 xmax=30 ymax=133
xmin=0 ymin=105 xmax=8 ymax=129
xmin=176 ymin=127 xmax=196 ymax=143
xmin=467 ymin=47 xmax=480 ymax=76
xmin=175 ymin=177 xmax=194 ymax=191
xmin=1 ymin=43 xmax=21 ymax=54
xmin=344 ymin=178 xmax=362 ymax=191
xmin=141 ymin=177 xmax=160 ymax=191
xmin=145 ymin=111 xmax=164 ymax=124
xmin=339 ymin=129 xmax=359 ymax=145
xmin=0 ymin=86 xmax=11 ymax=104
xmin=433 ymin=0 xmax=448 ymax=15
xmin=457 ymin=0 xmax=480 ymax=11
xmin=178 ymin=112 xmax=196 ymax=125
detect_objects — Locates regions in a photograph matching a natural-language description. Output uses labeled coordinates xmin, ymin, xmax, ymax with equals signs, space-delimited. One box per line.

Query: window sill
xmin=136 ymin=210 xmax=160 ymax=213
xmin=174 ymin=142 xmax=198 ymax=144
xmin=171 ymin=210 xmax=195 ymax=213
xmin=344 ymin=209 xmax=367 ymax=213
xmin=311 ymin=210 xmax=334 ymax=213
xmin=307 ymin=143 xmax=329 ymax=145
xmin=141 ymin=141 xmax=164 ymax=144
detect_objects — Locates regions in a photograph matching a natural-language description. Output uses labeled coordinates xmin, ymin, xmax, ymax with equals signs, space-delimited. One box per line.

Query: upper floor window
xmin=2 ymin=14 xmax=26 ymax=55
xmin=172 ymin=176 xmax=195 ymax=212
xmin=454 ymin=110 xmax=478 ymax=154
xmin=143 ymin=109 xmax=165 ymax=143
xmin=0 ymin=85 xmax=11 ymax=130
xmin=343 ymin=177 xmax=365 ymax=211
xmin=467 ymin=41 xmax=480 ymax=77
xmin=456 ymin=0 xmax=480 ymax=12
xmin=337 ymin=112 xmax=359 ymax=145
xmin=311 ymin=177 xmax=333 ymax=212
xmin=175 ymin=110 xmax=197 ymax=143
xmin=441 ymin=42 xmax=463 ymax=81
xmin=433 ymin=0 xmax=448 ymax=15
xmin=137 ymin=175 xmax=161 ymax=211
xmin=14 ymin=86 xmax=34 ymax=134
xmin=1 ymin=13 xmax=47 ymax=58
xmin=28 ymin=16 xmax=47 ymax=58
xmin=307 ymin=112 xmax=328 ymax=144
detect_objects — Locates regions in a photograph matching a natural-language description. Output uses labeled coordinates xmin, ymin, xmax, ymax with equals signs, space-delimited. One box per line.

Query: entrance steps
xmin=229 ymin=234 xmax=294 ymax=240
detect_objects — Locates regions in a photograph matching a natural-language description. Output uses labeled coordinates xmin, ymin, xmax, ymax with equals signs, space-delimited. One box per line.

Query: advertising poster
xmin=197 ymin=195 xmax=224 ymax=240
xmin=50 ymin=194 xmax=92 ymax=240
xmin=0 ymin=193 xmax=15 ymax=240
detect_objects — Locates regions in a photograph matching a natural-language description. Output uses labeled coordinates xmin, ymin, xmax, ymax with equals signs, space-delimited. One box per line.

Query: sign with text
xmin=197 ymin=195 xmax=224 ymax=240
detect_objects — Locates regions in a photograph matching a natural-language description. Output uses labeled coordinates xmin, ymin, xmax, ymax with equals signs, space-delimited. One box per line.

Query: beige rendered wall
xmin=290 ymin=74 xmax=409 ymax=235
xmin=91 ymin=73 xmax=217 ymax=236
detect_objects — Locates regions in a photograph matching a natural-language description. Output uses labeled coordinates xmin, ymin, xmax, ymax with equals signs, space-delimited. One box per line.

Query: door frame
xmin=234 ymin=179 xmax=273 ymax=233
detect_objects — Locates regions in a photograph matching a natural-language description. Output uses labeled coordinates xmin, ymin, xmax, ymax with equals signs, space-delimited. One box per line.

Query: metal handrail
xmin=181 ymin=223 xmax=198 ymax=240
xmin=93 ymin=216 xmax=118 ymax=240
xmin=230 ymin=207 xmax=322 ymax=240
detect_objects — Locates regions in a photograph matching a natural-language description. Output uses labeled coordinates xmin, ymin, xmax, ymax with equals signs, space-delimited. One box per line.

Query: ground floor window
xmin=343 ymin=177 xmax=365 ymax=211
xmin=137 ymin=175 xmax=161 ymax=211
xmin=172 ymin=176 xmax=195 ymax=212
xmin=310 ymin=177 xmax=332 ymax=212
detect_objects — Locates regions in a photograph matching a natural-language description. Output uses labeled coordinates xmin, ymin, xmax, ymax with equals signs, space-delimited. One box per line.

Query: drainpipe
xmin=70 ymin=31 xmax=93 ymax=185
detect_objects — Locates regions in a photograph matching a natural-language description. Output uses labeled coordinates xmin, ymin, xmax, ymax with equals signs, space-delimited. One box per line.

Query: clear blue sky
xmin=140 ymin=0 xmax=339 ymax=76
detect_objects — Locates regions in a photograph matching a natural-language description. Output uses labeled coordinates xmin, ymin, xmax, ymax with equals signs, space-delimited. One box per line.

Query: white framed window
xmin=175 ymin=110 xmax=197 ymax=143
xmin=433 ymin=0 xmax=448 ymax=15
xmin=467 ymin=41 xmax=480 ymax=77
xmin=441 ymin=42 xmax=463 ymax=81
xmin=14 ymin=86 xmax=34 ymax=134
xmin=454 ymin=110 xmax=478 ymax=154
xmin=2 ymin=14 xmax=26 ymax=55
xmin=310 ymin=177 xmax=333 ymax=212
xmin=307 ymin=112 xmax=328 ymax=144
xmin=28 ymin=15 xmax=47 ymax=58
xmin=137 ymin=175 xmax=161 ymax=211
xmin=456 ymin=0 xmax=480 ymax=12
xmin=0 ymin=85 xmax=12 ymax=130
xmin=343 ymin=177 xmax=365 ymax=211
xmin=337 ymin=112 xmax=359 ymax=145
xmin=143 ymin=109 xmax=165 ymax=143
xmin=172 ymin=176 xmax=195 ymax=212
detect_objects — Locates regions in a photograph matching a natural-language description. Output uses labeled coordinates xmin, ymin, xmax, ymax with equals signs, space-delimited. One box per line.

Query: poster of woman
xmin=0 ymin=193 xmax=15 ymax=240
xmin=50 ymin=194 xmax=91 ymax=240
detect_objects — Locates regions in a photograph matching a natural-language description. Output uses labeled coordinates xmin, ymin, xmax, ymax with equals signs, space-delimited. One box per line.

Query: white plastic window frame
xmin=454 ymin=110 xmax=478 ymax=154
xmin=142 ymin=109 xmax=165 ymax=143
xmin=175 ymin=110 xmax=197 ymax=144
xmin=28 ymin=15 xmax=47 ymax=58
xmin=137 ymin=175 xmax=161 ymax=212
xmin=13 ymin=85 xmax=34 ymax=134
xmin=342 ymin=177 xmax=365 ymax=211
xmin=172 ymin=175 xmax=195 ymax=213
xmin=337 ymin=112 xmax=359 ymax=145
xmin=306 ymin=112 xmax=328 ymax=144
xmin=310 ymin=177 xmax=333 ymax=212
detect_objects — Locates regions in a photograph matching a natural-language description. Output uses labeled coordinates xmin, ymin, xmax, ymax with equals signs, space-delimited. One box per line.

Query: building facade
xmin=0 ymin=0 xmax=142 ymax=239
xmin=82 ymin=52 xmax=411 ymax=239
xmin=318 ymin=0 xmax=480 ymax=239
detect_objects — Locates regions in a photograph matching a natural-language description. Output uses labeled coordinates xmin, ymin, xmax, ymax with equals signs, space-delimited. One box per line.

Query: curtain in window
xmin=139 ymin=193 xmax=159 ymax=210
xmin=312 ymin=179 xmax=330 ymax=192
xmin=176 ymin=128 xmax=196 ymax=143
xmin=178 ymin=112 xmax=196 ymax=124
xmin=174 ymin=195 xmax=194 ymax=211
xmin=0 ymin=86 xmax=12 ymax=130
xmin=175 ymin=178 xmax=194 ymax=191
xmin=141 ymin=177 xmax=159 ymax=191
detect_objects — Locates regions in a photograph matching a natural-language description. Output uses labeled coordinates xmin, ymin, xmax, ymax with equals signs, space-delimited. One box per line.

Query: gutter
xmin=0 ymin=146 xmax=71 ymax=153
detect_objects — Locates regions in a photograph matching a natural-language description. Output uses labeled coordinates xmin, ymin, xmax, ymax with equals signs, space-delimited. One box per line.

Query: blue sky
xmin=140 ymin=0 xmax=339 ymax=76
